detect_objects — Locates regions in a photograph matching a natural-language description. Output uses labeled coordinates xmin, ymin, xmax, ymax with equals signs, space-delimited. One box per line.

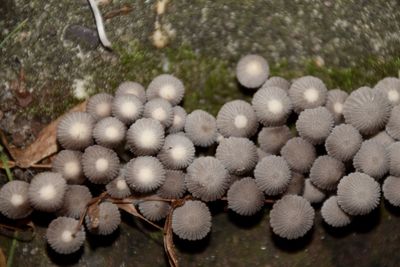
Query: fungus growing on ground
xmin=146 ymin=74 xmax=185 ymax=105
xmin=262 ymin=76 xmax=290 ymax=91
xmin=257 ymin=125 xmax=292 ymax=155
xmin=325 ymin=124 xmax=363 ymax=162
xmin=321 ymin=196 xmax=351 ymax=227
xmin=0 ymin=180 xmax=32 ymax=219
xmin=184 ymin=110 xmax=218 ymax=147
xmin=92 ymin=117 xmax=126 ymax=148
xmin=58 ymin=185 xmax=92 ymax=219
xmin=138 ymin=196 xmax=171 ymax=221
xmin=106 ymin=171 xmax=132 ymax=199
xmin=111 ymin=94 xmax=143 ymax=124
xmin=86 ymin=93 xmax=113 ymax=121
xmin=309 ymin=155 xmax=345 ymax=191
xmin=302 ymin=179 xmax=326 ymax=204
xmin=284 ymin=172 xmax=305 ymax=196
xmin=386 ymin=104 xmax=400 ymax=140
xmin=85 ymin=202 xmax=121 ymax=235
xmin=289 ymin=76 xmax=327 ymax=113
xmin=156 ymin=169 xmax=186 ymax=199
xmin=167 ymin=106 xmax=187 ymax=134
xmin=353 ymin=140 xmax=389 ymax=180
xmin=236 ymin=54 xmax=269 ymax=89
xmin=52 ymin=150 xmax=85 ymax=184
xmin=143 ymin=98 xmax=174 ymax=127
xmin=57 ymin=112 xmax=94 ymax=150
xmin=115 ymin=81 xmax=146 ymax=103
xmin=280 ymin=137 xmax=316 ymax=173
xmin=296 ymin=107 xmax=334 ymax=145
xmin=382 ymin=176 xmax=400 ymax=207
xmin=388 ymin=142 xmax=400 ymax=176
xmin=369 ymin=130 xmax=395 ymax=148
xmin=325 ymin=89 xmax=348 ymax=124
xmin=127 ymin=118 xmax=165 ymax=156
xmin=373 ymin=77 xmax=400 ymax=106
xmin=157 ymin=134 xmax=195 ymax=170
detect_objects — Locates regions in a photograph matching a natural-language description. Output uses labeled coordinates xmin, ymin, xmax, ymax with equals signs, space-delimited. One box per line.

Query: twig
xmin=104 ymin=4 xmax=133 ymax=20
xmin=87 ymin=0 xmax=112 ymax=49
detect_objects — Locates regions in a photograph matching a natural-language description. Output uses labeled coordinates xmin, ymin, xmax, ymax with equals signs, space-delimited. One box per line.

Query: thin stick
xmin=87 ymin=0 xmax=112 ymax=49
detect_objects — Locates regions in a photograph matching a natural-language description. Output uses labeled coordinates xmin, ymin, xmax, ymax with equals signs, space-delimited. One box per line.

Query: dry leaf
xmin=0 ymin=101 xmax=86 ymax=168
xmin=0 ymin=248 xmax=5 ymax=267
xmin=164 ymin=211 xmax=179 ymax=267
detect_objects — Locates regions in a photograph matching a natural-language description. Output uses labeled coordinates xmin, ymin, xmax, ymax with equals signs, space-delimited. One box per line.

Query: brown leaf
xmin=0 ymin=101 xmax=86 ymax=168
xmin=116 ymin=202 xmax=163 ymax=231
xmin=163 ymin=211 xmax=179 ymax=267
xmin=104 ymin=4 xmax=133 ymax=20
xmin=0 ymin=248 xmax=5 ymax=267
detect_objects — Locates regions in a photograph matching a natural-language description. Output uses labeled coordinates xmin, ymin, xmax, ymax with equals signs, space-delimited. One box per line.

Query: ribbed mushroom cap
xmin=254 ymin=155 xmax=292 ymax=195
xmin=373 ymin=77 xmax=400 ymax=106
xmin=127 ymin=118 xmax=165 ymax=156
xmin=138 ymin=196 xmax=171 ymax=221
xmin=0 ymin=180 xmax=33 ymax=219
xmin=343 ymin=87 xmax=390 ymax=135
xmin=125 ymin=156 xmax=166 ymax=193
xmin=52 ymin=150 xmax=85 ymax=184
xmin=236 ymin=54 xmax=269 ymax=89
xmin=302 ymin=179 xmax=326 ymax=204
xmin=325 ymin=89 xmax=348 ymax=124
xmin=289 ymin=76 xmax=327 ymax=113
xmin=382 ymin=176 xmax=400 ymax=207
xmin=256 ymin=148 xmax=271 ymax=162
xmin=257 ymin=125 xmax=293 ymax=155
xmin=388 ymin=142 xmax=400 ymax=176
xmin=386 ymin=105 xmax=400 ymax=140
xmin=57 ymin=112 xmax=94 ymax=150
xmin=168 ymin=106 xmax=187 ymax=134
xmin=86 ymin=93 xmax=113 ymax=121
xmin=309 ymin=155 xmax=345 ymax=191
xmin=115 ymin=81 xmax=146 ymax=103
xmin=296 ymin=107 xmax=334 ymax=145
xmin=172 ymin=200 xmax=212 ymax=240
xmin=269 ymin=195 xmax=315 ymax=240
xmin=284 ymin=172 xmax=305 ymax=196
xmin=353 ymin=140 xmax=389 ymax=180
xmin=46 ymin=217 xmax=86 ymax=254
xmin=105 ymin=170 xmax=131 ymax=199
xmin=280 ymin=137 xmax=316 ymax=173
xmin=157 ymin=170 xmax=186 ymax=199
xmin=111 ymin=94 xmax=143 ymax=124
xmin=369 ymin=130 xmax=395 ymax=148
xmin=143 ymin=98 xmax=173 ymax=127
xmin=216 ymin=100 xmax=258 ymax=138
xmin=337 ymin=172 xmax=381 ymax=216
xmin=262 ymin=76 xmax=290 ymax=91
xmin=227 ymin=178 xmax=265 ymax=216
xmin=146 ymin=74 xmax=185 ymax=105
xmin=321 ymin=196 xmax=351 ymax=227
xmin=82 ymin=145 xmax=120 ymax=184
xmin=215 ymin=137 xmax=258 ymax=175
xmin=28 ymin=172 xmax=67 ymax=212
xmin=93 ymin=117 xmax=126 ymax=148
xmin=186 ymin=157 xmax=229 ymax=202
xmin=184 ymin=110 xmax=217 ymax=147
xmin=252 ymin=86 xmax=292 ymax=126
xmin=158 ymin=134 xmax=195 ymax=169
xmin=325 ymin=124 xmax=363 ymax=162
xmin=85 ymin=202 xmax=121 ymax=235
xmin=58 ymin=185 xmax=92 ymax=219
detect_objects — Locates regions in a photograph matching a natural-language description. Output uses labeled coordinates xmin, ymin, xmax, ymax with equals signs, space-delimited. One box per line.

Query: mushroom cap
xmin=373 ymin=77 xmax=400 ymax=106
xmin=227 ymin=177 xmax=265 ymax=216
xmin=217 ymin=100 xmax=259 ymax=138
xmin=186 ymin=157 xmax=229 ymax=202
xmin=168 ymin=106 xmax=187 ymax=134
xmin=325 ymin=124 xmax=363 ymax=162
xmin=184 ymin=110 xmax=217 ymax=147
xmin=337 ymin=172 xmax=381 ymax=216
xmin=252 ymin=86 xmax=292 ymax=126
xmin=388 ymin=142 xmax=400 ymax=176
xmin=280 ymin=137 xmax=316 ymax=173
xmin=368 ymin=130 xmax=395 ymax=148
xmin=143 ymin=98 xmax=174 ymax=127
xmin=325 ymin=89 xmax=348 ymax=124
xmin=262 ymin=76 xmax=290 ymax=91
xmin=0 ymin=180 xmax=33 ymax=219
xmin=111 ymin=94 xmax=144 ymax=124
xmin=52 ymin=150 xmax=85 ymax=184
xmin=85 ymin=202 xmax=121 ymax=235
xmin=158 ymin=134 xmax=195 ymax=170
xmin=138 ymin=195 xmax=171 ymax=221
xmin=86 ymin=93 xmax=113 ymax=121
xmin=58 ymin=185 xmax=92 ymax=219
xmin=127 ymin=118 xmax=165 ymax=156
xmin=115 ymin=81 xmax=146 ymax=103
xmin=309 ymin=155 xmax=345 ymax=191
xmin=257 ymin=125 xmax=293 ymax=155
xmin=302 ymin=179 xmax=326 ymax=204
xmin=105 ymin=169 xmax=132 ymax=199
xmin=57 ymin=112 xmax=94 ymax=150
xmin=353 ymin=140 xmax=389 ymax=180
xmin=296 ymin=107 xmax=334 ymax=145
xmin=382 ymin=176 xmax=400 ymax=207
xmin=284 ymin=172 xmax=305 ymax=196
xmin=146 ymin=74 xmax=185 ymax=105
xmin=321 ymin=196 xmax=351 ymax=227
xmin=269 ymin=195 xmax=315 ymax=239
xmin=46 ymin=217 xmax=86 ymax=254
xmin=343 ymin=87 xmax=390 ymax=135
xmin=93 ymin=117 xmax=126 ymax=148
xmin=386 ymin=105 xmax=400 ymax=140
xmin=157 ymin=169 xmax=186 ymax=199
xmin=289 ymin=76 xmax=327 ymax=113
xmin=254 ymin=155 xmax=292 ymax=195
xmin=172 ymin=200 xmax=212 ymax=240
xmin=236 ymin=54 xmax=269 ymax=89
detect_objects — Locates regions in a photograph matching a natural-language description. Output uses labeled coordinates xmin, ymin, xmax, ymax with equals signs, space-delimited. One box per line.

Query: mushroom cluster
xmin=1 ymin=55 xmax=400 ymax=257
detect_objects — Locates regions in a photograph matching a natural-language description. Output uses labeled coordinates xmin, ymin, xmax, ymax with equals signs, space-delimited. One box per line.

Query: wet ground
xmin=1 ymin=0 xmax=400 ymax=266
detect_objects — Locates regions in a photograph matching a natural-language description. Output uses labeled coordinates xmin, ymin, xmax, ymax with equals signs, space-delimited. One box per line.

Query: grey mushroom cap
xmin=138 ymin=195 xmax=171 ymax=221
xmin=302 ymin=179 xmax=326 ymax=204
xmin=368 ymin=130 xmax=395 ymax=148
xmin=28 ymin=172 xmax=67 ymax=212
xmin=257 ymin=125 xmax=293 ymax=155
xmin=158 ymin=134 xmax=195 ymax=170
xmin=296 ymin=107 xmax=334 ymax=145
xmin=52 ymin=150 xmax=85 ymax=184
xmin=325 ymin=124 xmax=363 ymax=162
xmin=321 ymin=196 xmax=351 ymax=227
xmin=254 ymin=155 xmax=292 ymax=195
xmin=186 ymin=157 xmax=229 ymax=202
xmin=127 ymin=118 xmax=165 ymax=156
xmin=146 ymin=74 xmax=185 ymax=105
xmin=262 ymin=76 xmax=290 ymax=91
xmin=343 ymin=87 xmax=390 ymax=135
xmin=57 ymin=112 xmax=94 ymax=150
xmin=309 ymin=155 xmax=345 ymax=191
xmin=337 ymin=172 xmax=381 ymax=216
xmin=46 ymin=217 xmax=86 ymax=254
xmin=386 ymin=104 xmax=400 ymax=140
xmin=382 ymin=176 xmax=400 ymax=207
xmin=269 ymin=195 xmax=315 ymax=240
xmin=0 ymin=180 xmax=33 ymax=219
xmin=236 ymin=54 xmax=269 ymax=89
xmin=289 ymin=76 xmax=327 ymax=113
xmin=216 ymin=100 xmax=259 ymax=138
xmin=106 ymin=170 xmax=132 ymax=199
xmin=325 ymin=89 xmax=348 ymax=124
xmin=58 ymin=185 xmax=92 ymax=219
xmin=252 ymin=86 xmax=293 ymax=126
xmin=388 ymin=142 xmax=400 ymax=176
xmin=172 ymin=200 xmax=212 ymax=241
xmin=373 ymin=77 xmax=400 ymax=106
xmin=353 ymin=140 xmax=389 ymax=180
xmin=93 ymin=117 xmax=126 ymax=148
xmin=227 ymin=177 xmax=265 ymax=216
xmin=280 ymin=137 xmax=316 ymax=173
xmin=157 ymin=169 xmax=186 ymax=199
xmin=85 ymin=202 xmax=121 ymax=235
xmin=184 ymin=110 xmax=218 ymax=147
xmin=215 ymin=137 xmax=258 ymax=175
xmin=168 ymin=106 xmax=187 ymax=134
xmin=284 ymin=172 xmax=305 ymax=196
xmin=115 ymin=81 xmax=146 ymax=103
xmin=111 ymin=94 xmax=144 ymax=125
xmin=86 ymin=93 xmax=113 ymax=121
xmin=143 ymin=98 xmax=174 ymax=127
